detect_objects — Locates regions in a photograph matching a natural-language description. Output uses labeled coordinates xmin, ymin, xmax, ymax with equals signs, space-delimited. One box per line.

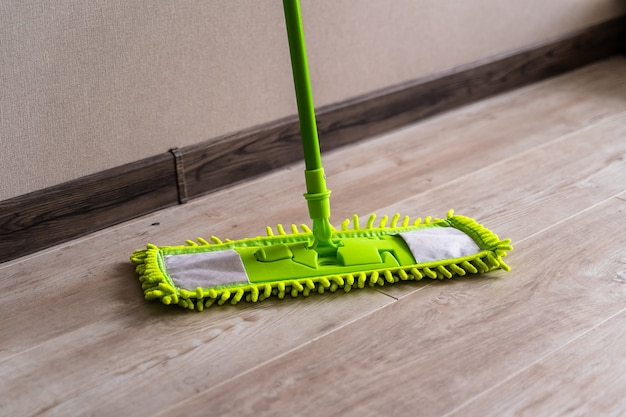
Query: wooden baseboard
xmin=1 ymin=16 xmax=625 ymax=264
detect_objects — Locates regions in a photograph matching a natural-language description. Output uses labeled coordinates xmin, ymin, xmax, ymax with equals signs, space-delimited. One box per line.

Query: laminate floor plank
xmin=161 ymin=196 xmax=626 ymax=417
xmin=0 ymin=290 xmax=394 ymax=417
xmin=446 ymin=309 xmax=626 ymax=417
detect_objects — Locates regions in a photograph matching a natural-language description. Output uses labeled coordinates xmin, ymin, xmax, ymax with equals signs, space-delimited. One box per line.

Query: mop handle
xmin=282 ymin=0 xmax=333 ymax=245
xmin=282 ymin=0 xmax=321 ymax=170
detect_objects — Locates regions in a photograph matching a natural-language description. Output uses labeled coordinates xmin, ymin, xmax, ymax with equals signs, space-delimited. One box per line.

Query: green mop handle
xmin=282 ymin=0 xmax=333 ymax=247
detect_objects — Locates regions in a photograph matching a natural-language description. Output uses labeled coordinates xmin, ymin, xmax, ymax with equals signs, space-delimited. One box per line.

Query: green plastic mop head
xmin=131 ymin=210 xmax=512 ymax=311
xmin=130 ymin=0 xmax=513 ymax=310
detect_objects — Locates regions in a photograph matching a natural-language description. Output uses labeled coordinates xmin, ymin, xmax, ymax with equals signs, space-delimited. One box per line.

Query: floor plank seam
xmin=514 ymin=194 xmax=625 ymax=246
xmin=378 ymin=110 xmax=626 ymax=215
xmin=0 ymin=305 xmax=147 ymax=366
xmin=374 ymin=288 xmax=402 ymax=300
xmin=440 ymin=306 xmax=626 ymax=417
xmin=0 ymin=269 xmax=425 ymax=367
xmin=151 ymin=300 xmax=398 ymax=417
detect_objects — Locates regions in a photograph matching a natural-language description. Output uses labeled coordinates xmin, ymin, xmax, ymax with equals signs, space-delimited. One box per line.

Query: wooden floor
xmin=2 ymin=57 xmax=626 ymax=417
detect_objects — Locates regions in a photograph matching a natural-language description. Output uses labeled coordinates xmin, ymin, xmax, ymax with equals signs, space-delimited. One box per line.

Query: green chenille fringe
xmin=130 ymin=210 xmax=513 ymax=311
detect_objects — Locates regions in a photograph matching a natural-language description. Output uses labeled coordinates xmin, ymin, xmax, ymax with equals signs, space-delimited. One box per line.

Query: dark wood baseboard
xmin=1 ymin=16 xmax=625 ymax=263
xmin=0 ymin=154 xmax=180 ymax=263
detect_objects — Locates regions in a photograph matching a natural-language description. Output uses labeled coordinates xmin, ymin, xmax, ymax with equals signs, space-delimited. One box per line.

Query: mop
xmin=130 ymin=0 xmax=512 ymax=311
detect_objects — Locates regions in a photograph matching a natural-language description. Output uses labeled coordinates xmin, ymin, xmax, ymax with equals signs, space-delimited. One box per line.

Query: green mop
xmin=130 ymin=0 xmax=512 ymax=310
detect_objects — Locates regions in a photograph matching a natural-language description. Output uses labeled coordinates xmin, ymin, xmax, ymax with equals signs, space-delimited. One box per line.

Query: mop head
xmin=130 ymin=210 xmax=512 ymax=311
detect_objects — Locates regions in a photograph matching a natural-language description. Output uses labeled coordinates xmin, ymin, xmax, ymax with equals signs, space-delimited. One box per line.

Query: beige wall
xmin=1 ymin=0 xmax=624 ymax=200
